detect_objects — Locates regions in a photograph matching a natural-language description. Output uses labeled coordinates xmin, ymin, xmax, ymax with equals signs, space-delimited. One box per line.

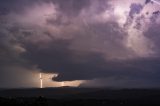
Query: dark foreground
xmin=0 ymin=88 xmax=160 ymax=105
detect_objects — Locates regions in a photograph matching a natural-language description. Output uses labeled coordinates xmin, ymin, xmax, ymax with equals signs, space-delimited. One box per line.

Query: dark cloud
xmin=145 ymin=22 xmax=160 ymax=53
xmin=51 ymin=0 xmax=90 ymax=16
xmin=79 ymin=57 xmax=160 ymax=88
xmin=0 ymin=0 xmax=160 ymax=88
xmin=145 ymin=0 xmax=151 ymax=4
xmin=19 ymin=20 xmax=135 ymax=81
xmin=129 ymin=3 xmax=143 ymax=18
xmin=124 ymin=3 xmax=143 ymax=29
xmin=0 ymin=0 xmax=38 ymax=14
xmin=0 ymin=0 xmax=91 ymax=16
xmin=0 ymin=22 xmax=38 ymax=88
xmin=21 ymin=36 xmax=160 ymax=82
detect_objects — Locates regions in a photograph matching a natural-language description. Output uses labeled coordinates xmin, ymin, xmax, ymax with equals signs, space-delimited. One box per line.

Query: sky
xmin=0 ymin=0 xmax=160 ymax=88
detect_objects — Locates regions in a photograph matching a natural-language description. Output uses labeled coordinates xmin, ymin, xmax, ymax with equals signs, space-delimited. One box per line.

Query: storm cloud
xmin=0 ymin=0 xmax=160 ymax=88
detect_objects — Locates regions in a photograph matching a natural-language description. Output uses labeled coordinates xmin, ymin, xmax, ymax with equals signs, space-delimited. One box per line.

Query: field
xmin=0 ymin=88 xmax=160 ymax=105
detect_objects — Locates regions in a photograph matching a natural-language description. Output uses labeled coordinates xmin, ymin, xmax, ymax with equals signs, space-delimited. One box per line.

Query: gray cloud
xmin=0 ymin=0 xmax=160 ymax=88
xmin=129 ymin=3 xmax=143 ymax=18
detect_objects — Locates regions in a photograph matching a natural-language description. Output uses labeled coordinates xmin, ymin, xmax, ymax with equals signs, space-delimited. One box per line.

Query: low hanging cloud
xmin=0 ymin=0 xmax=160 ymax=87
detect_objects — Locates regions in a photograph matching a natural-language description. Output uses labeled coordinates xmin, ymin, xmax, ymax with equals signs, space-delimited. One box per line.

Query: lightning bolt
xmin=40 ymin=73 xmax=43 ymax=88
